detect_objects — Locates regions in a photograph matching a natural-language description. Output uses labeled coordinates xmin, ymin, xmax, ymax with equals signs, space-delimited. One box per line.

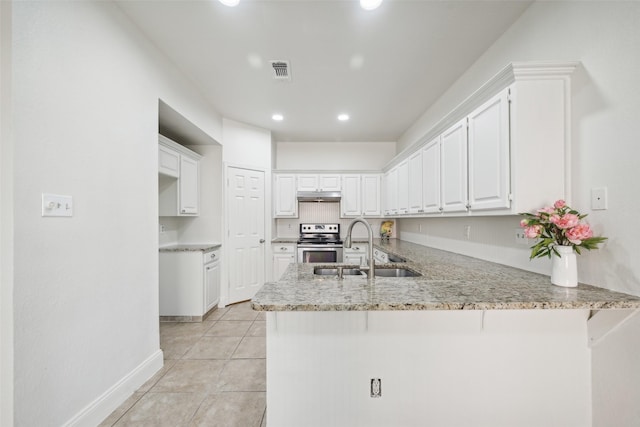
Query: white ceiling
xmin=116 ymin=0 xmax=533 ymax=143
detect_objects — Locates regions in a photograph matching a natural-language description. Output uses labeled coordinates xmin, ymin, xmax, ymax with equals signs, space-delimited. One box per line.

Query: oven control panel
xmin=300 ymin=224 xmax=340 ymax=233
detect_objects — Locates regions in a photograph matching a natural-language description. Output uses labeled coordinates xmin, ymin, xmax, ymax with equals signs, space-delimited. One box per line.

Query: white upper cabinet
xmin=158 ymin=135 xmax=201 ymax=217
xmin=158 ymin=144 xmax=180 ymax=178
xmin=397 ymin=160 xmax=409 ymax=214
xmin=341 ymin=175 xmax=362 ymax=217
xmin=274 ymin=173 xmax=298 ymax=218
xmin=341 ymin=174 xmax=381 ymax=218
xmin=421 ymin=137 xmax=441 ymax=213
xmin=440 ymin=119 xmax=468 ymax=213
xmin=408 ymin=151 xmax=423 ymax=213
xmin=297 ymin=174 xmax=341 ymax=191
xmin=178 ymin=156 xmax=199 ymax=215
xmin=361 ymin=174 xmax=381 ymax=217
xmin=468 ymin=89 xmax=510 ymax=211
xmin=383 ymin=168 xmax=398 ymax=216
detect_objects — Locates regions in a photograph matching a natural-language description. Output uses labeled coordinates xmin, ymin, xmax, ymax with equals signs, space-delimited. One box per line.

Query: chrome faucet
xmin=344 ymin=217 xmax=375 ymax=279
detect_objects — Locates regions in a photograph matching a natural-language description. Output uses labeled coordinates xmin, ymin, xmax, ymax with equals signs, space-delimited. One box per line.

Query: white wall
xmin=223 ymin=118 xmax=272 ymax=169
xmin=0 ymin=1 xmax=14 ymax=425
xmin=9 ymin=1 xmax=223 ymax=425
xmin=276 ymin=141 xmax=396 ymax=171
xmin=395 ymin=3 xmax=640 ymax=425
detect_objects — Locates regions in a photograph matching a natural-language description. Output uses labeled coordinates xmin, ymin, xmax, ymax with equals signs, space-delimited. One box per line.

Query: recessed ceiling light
xmin=219 ymin=0 xmax=240 ymax=7
xmin=360 ymin=0 xmax=382 ymax=11
xmin=272 ymin=114 xmax=284 ymax=121
xmin=338 ymin=114 xmax=350 ymax=121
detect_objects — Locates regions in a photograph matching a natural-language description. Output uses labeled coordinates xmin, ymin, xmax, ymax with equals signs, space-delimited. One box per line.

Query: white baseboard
xmin=62 ymin=349 xmax=164 ymax=427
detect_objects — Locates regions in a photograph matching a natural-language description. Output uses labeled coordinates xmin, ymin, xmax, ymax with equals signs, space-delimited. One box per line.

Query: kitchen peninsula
xmin=252 ymin=240 xmax=640 ymax=427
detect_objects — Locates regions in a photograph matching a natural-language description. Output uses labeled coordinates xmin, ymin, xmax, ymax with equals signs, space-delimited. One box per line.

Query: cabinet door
xmin=384 ymin=168 xmax=398 ymax=215
xmin=397 ymin=161 xmax=409 ymax=214
xmin=341 ymin=175 xmax=361 ymax=217
xmin=319 ymin=174 xmax=341 ymax=191
xmin=204 ymin=261 xmax=220 ymax=313
xmin=422 ymin=138 xmax=441 ymax=213
xmin=361 ymin=174 xmax=381 ymax=217
xmin=297 ymin=174 xmax=319 ymax=191
xmin=440 ymin=119 xmax=468 ymax=213
xmin=159 ymin=145 xmax=180 ymax=178
xmin=179 ymin=156 xmax=199 ymax=215
xmin=468 ymin=89 xmax=510 ymax=211
xmin=273 ymin=254 xmax=295 ymax=281
xmin=408 ymin=151 xmax=423 ymax=213
xmin=274 ymin=174 xmax=298 ymax=217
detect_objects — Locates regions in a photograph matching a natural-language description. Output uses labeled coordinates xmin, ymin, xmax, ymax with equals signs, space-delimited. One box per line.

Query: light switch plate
xmin=42 ymin=193 xmax=73 ymax=217
xmin=591 ymin=187 xmax=608 ymax=210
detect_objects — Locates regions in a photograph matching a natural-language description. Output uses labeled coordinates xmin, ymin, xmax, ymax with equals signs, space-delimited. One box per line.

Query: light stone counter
xmin=252 ymin=239 xmax=640 ymax=311
xmin=159 ymin=243 xmax=221 ymax=252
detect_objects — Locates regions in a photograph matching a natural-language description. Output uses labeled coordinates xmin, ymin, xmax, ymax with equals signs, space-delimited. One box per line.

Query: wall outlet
xmin=370 ymin=378 xmax=382 ymax=398
xmin=515 ymin=228 xmax=529 ymax=245
xmin=591 ymin=187 xmax=608 ymax=210
xmin=159 ymin=224 xmax=166 ymax=234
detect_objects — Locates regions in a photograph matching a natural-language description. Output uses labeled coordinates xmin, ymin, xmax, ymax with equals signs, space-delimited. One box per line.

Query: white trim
xmin=61 ymin=350 xmax=164 ymax=427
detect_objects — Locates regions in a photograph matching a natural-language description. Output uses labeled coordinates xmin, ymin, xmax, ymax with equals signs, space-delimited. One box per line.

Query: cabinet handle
xmin=259 ymin=239 xmax=265 ymax=243
xmin=439 ymin=207 xmax=443 ymax=212
xmin=280 ymin=246 xmax=287 ymax=250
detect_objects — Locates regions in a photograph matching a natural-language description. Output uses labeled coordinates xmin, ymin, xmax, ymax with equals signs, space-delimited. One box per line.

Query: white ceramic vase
xmin=551 ymin=245 xmax=578 ymax=287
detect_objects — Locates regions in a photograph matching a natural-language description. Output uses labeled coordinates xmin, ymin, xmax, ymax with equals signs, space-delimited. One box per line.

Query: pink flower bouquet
xmin=519 ymin=200 xmax=607 ymax=259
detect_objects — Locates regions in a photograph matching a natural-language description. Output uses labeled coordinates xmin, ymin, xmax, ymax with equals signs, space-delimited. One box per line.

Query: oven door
xmin=297 ymin=245 xmax=343 ymax=263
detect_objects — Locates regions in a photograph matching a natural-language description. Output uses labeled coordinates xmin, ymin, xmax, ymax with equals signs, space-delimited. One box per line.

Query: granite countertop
xmin=252 ymin=239 xmax=640 ymax=312
xmin=159 ymin=243 xmax=221 ymax=252
xmin=271 ymin=238 xmax=299 ymax=244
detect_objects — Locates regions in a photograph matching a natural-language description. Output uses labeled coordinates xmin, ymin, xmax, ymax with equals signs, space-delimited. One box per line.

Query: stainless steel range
xmin=297 ymin=223 xmax=343 ymax=263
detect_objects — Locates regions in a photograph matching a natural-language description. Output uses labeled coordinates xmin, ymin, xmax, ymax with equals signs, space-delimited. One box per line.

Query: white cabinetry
xmin=341 ymin=175 xmax=362 ymax=217
xmin=158 ymin=144 xmax=180 ymax=178
xmin=422 ymin=138 xmax=441 ymax=213
xmin=408 ymin=151 xmax=423 ymax=213
xmin=341 ymin=174 xmax=382 ymax=218
xmin=272 ymin=244 xmax=296 ymax=281
xmin=383 ymin=62 xmax=576 ymax=217
xmin=468 ymin=90 xmax=510 ymax=211
xmin=158 ymin=135 xmax=201 ymax=217
xmin=440 ymin=119 xmax=468 ymax=213
xmin=204 ymin=250 xmax=221 ymax=313
xmin=383 ymin=168 xmax=398 ymax=216
xmin=297 ymin=174 xmax=341 ymax=192
xmin=159 ymin=248 xmax=221 ymax=319
xmin=273 ymin=174 xmax=298 ymax=218
xmin=361 ymin=174 xmax=382 ymax=217
xmin=344 ymin=243 xmax=368 ymax=266
xmin=397 ymin=161 xmax=409 ymax=214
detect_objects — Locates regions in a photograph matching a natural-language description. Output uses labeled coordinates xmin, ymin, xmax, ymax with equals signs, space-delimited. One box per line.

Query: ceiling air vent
xmin=270 ymin=60 xmax=291 ymax=81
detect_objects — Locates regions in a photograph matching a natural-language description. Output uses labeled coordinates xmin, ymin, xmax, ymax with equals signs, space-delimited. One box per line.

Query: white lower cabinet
xmin=204 ymin=250 xmax=221 ymax=313
xmin=272 ymin=244 xmax=296 ymax=281
xmin=159 ymin=248 xmax=221 ymax=319
xmin=343 ymin=244 xmax=368 ymax=266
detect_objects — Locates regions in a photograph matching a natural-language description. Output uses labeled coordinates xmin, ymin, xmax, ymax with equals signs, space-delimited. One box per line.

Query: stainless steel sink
xmin=373 ymin=268 xmax=420 ymax=277
xmin=313 ymin=267 xmax=364 ymax=276
xmin=313 ymin=266 xmax=421 ymax=278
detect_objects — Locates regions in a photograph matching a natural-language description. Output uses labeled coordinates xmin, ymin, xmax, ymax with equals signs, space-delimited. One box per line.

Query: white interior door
xmin=227 ymin=167 xmax=265 ymax=304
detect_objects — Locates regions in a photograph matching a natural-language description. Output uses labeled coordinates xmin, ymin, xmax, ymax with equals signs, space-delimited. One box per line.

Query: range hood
xmin=297 ymin=191 xmax=341 ymax=202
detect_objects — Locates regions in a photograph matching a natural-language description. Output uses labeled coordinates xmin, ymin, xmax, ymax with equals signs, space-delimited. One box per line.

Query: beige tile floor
xmin=100 ymin=301 xmax=267 ymax=427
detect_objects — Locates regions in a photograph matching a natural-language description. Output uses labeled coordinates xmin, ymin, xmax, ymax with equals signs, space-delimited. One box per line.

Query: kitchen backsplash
xmin=276 ymin=202 xmax=395 ymax=239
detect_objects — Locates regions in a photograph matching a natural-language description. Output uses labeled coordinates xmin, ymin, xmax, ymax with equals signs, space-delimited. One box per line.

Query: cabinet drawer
xmin=204 ymin=250 xmax=220 ymax=264
xmin=273 ymin=244 xmax=295 ymax=254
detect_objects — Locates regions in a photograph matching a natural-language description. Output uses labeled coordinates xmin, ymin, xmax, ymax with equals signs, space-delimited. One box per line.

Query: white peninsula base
xmin=266 ymin=309 xmax=590 ymax=427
